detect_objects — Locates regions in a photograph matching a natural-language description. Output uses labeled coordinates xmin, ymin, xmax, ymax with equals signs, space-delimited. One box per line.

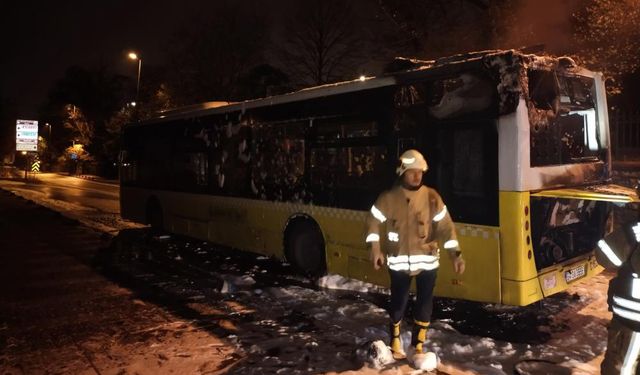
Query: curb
xmin=75 ymin=174 xmax=119 ymax=185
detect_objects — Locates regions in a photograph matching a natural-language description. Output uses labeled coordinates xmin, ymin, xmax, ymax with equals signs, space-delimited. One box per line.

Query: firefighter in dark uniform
xmin=597 ymin=201 xmax=640 ymax=375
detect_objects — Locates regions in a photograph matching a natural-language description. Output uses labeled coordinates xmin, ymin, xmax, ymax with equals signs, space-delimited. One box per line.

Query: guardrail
xmin=610 ymin=110 xmax=640 ymax=160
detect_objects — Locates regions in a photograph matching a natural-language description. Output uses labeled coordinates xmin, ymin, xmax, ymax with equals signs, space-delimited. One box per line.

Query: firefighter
xmin=365 ymin=149 xmax=465 ymax=368
xmin=598 ymin=199 xmax=640 ymax=375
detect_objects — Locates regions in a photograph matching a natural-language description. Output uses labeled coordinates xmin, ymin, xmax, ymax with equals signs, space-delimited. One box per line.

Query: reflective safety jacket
xmin=365 ymin=184 xmax=461 ymax=275
xmin=597 ymin=221 xmax=640 ymax=330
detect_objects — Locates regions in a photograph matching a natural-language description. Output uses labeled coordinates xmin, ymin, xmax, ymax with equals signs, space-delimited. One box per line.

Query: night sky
xmin=0 ymin=0 xmax=229 ymax=118
xmin=1 ymin=0 xmax=581 ymax=119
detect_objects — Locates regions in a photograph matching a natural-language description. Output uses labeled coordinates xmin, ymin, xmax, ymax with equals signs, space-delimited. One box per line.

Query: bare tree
xmin=62 ymin=104 xmax=93 ymax=147
xmin=376 ymin=0 xmax=492 ymax=57
xmin=166 ymin=1 xmax=267 ymax=105
xmin=279 ymin=0 xmax=367 ymax=86
xmin=573 ymin=0 xmax=640 ymax=94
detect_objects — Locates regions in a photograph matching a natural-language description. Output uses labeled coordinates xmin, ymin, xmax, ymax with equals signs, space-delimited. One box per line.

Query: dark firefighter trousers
xmin=388 ymin=268 xmax=437 ymax=324
xmin=602 ymin=317 xmax=640 ymax=375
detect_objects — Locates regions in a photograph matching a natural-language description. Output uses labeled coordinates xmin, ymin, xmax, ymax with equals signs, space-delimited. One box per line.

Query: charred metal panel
xmin=482 ymin=50 xmax=527 ymax=115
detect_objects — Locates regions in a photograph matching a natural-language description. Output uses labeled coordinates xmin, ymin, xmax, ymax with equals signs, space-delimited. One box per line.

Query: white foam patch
xmin=317 ymin=274 xmax=389 ymax=294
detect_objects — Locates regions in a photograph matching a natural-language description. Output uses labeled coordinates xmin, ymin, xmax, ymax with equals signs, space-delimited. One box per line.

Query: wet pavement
xmin=0 ymin=190 xmax=237 ymax=375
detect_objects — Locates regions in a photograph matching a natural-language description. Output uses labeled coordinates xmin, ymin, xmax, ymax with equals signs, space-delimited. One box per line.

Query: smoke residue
xmin=494 ymin=0 xmax=580 ymax=54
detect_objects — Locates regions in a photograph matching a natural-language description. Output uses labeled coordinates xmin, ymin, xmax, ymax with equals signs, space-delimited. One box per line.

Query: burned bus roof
xmin=133 ymin=49 xmax=584 ymax=127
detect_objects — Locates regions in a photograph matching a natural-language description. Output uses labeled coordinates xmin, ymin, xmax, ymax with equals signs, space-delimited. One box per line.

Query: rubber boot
xmin=389 ymin=320 xmax=404 ymax=358
xmin=411 ymin=319 xmax=430 ymax=354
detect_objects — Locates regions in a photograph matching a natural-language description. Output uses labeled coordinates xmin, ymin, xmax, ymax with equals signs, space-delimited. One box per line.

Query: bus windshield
xmin=529 ymin=73 xmax=604 ymax=167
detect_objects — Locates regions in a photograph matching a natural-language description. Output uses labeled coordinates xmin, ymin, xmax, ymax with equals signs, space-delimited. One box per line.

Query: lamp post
xmin=44 ymin=122 xmax=52 ymax=141
xmin=43 ymin=123 xmax=52 ymax=172
xmin=21 ymin=151 xmax=28 ymax=181
xmin=128 ymin=52 xmax=142 ymax=103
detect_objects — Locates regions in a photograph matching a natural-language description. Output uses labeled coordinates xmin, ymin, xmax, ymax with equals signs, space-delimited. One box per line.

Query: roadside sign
xmin=31 ymin=160 xmax=41 ymax=173
xmin=16 ymin=119 xmax=38 ymax=152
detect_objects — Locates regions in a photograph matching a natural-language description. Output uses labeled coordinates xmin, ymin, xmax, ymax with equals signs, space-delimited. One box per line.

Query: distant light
xmin=359 ymin=75 xmax=366 ymax=82
xmin=128 ymin=52 xmax=138 ymax=60
xmin=130 ymin=101 xmax=136 ymax=107
xmin=21 ymin=151 xmax=27 ymax=155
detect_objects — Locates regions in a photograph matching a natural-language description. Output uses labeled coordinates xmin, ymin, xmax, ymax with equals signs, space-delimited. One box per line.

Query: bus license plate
xmin=565 ymin=264 xmax=586 ymax=283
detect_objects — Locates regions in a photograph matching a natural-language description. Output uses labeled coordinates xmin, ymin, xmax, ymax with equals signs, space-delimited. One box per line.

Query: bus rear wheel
xmin=284 ymin=218 xmax=326 ymax=277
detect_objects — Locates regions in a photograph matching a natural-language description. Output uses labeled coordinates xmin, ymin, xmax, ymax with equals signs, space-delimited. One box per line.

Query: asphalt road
xmin=1 ymin=173 xmax=120 ymax=213
xmin=0 ymin=173 xmax=139 ymax=233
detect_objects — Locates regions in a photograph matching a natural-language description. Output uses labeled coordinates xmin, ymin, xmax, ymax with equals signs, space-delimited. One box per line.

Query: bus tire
xmin=146 ymin=198 xmax=164 ymax=233
xmin=284 ymin=218 xmax=327 ymax=277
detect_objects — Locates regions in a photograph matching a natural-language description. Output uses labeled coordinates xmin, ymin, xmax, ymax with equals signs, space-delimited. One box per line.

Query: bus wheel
xmin=146 ymin=198 xmax=164 ymax=234
xmin=284 ymin=218 xmax=326 ymax=277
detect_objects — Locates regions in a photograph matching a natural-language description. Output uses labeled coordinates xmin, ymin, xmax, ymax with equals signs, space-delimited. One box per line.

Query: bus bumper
xmin=537 ymin=253 xmax=604 ymax=298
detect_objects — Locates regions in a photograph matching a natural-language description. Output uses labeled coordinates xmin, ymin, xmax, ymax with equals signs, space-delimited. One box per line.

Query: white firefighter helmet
xmin=396 ymin=149 xmax=428 ymax=176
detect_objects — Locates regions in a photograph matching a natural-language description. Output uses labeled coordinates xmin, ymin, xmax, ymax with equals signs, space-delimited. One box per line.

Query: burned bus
xmin=119 ymin=49 xmax=638 ymax=306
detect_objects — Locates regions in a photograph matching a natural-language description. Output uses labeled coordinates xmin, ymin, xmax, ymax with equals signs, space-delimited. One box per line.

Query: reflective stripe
xmin=622 ymin=331 xmax=640 ymax=375
xmin=401 ymin=157 xmax=416 ymax=164
xmin=614 ymin=296 xmax=640 ymax=313
xmin=365 ymin=233 xmax=380 ymax=242
xmin=387 ymin=261 xmax=440 ymax=271
xmin=388 ymin=232 xmax=399 ymax=242
xmin=433 ymin=206 xmax=447 ymax=222
xmin=370 ymin=205 xmax=387 ymax=223
xmin=388 ymin=262 xmax=410 ymax=271
xmin=409 ymin=261 xmax=439 ymax=271
xmin=444 ymin=240 xmax=459 ymax=249
xmin=406 ymin=254 xmax=438 ymax=263
xmin=597 ymin=240 xmax=622 ymax=267
xmin=633 ymin=278 xmax=640 ymax=299
xmin=388 ymin=254 xmax=438 ymax=264
xmin=387 ymin=255 xmax=409 ymax=264
xmin=613 ymin=305 xmax=640 ymax=322
xmin=387 ymin=254 xmax=439 ymax=271
xmin=633 ymin=222 xmax=640 ymax=242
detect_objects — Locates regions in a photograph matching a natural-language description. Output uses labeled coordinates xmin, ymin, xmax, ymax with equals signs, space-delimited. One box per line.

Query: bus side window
xmin=436 ymin=123 xmax=499 ymax=226
xmin=310 ymin=146 xmax=387 ymax=210
xmin=139 ymin=128 xmax=173 ymax=190
xmin=119 ymin=139 xmax=139 ymax=186
xmin=393 ymin=84 xmax=427 ymax=134
xmin=173 ymin=126 xmax=209 ymax=193
xmin=251 ymin=122 xmax=306 ymax=201
xmin=452 ymin=128 xmax=486 ymax=197
xmin=206 ymin=119 xmax=253 ymax=197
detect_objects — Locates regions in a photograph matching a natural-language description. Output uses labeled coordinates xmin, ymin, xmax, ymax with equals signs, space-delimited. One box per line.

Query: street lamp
xmin=128 ymin=52 xmax=142 ymax=103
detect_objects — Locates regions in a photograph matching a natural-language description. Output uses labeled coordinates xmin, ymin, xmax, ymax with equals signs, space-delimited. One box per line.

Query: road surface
xmin=0 ymin=173 xmax=136 ymax=233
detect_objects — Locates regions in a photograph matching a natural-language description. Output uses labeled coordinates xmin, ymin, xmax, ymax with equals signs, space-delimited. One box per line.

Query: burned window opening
xmin=528 ymin=70 xmax=560 ymax=111
xmin=530 ymin=74 xmax=603 ymax=167
xmin=530 ymin=197 xmax=610 ymax=270
xmin=393 ymin=85 xmax=423 ymax=108
xmin=427 ymin=73 xmax=495 ymax=120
